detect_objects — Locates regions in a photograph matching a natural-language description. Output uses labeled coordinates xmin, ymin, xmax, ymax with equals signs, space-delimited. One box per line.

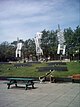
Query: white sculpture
xmin=57 ymin=25 xmax=66 ymax=55
xmin=34 ymin=32 xmax=43 ymax=56
xmin=16 ymin=38 xmax=23 ymax=57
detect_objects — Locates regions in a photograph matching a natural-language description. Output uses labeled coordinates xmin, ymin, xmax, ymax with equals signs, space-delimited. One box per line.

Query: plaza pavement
xmin=0 ymin=80 xmax=80 ymax=107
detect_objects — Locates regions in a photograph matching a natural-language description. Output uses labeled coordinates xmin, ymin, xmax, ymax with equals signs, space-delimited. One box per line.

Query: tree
xmin=0 ymin=41 xmax=16 ymax=61
xmin=41 ymin=30 xmax=57 ymax=60
xmin=23 ymin=39 xmax=35 ymax=60
xmin=74 ymin=26 xmax=80 ymax=60
xmin=64 ymin=26 xmax=80 ymax=60
xmin=64 ymin=27 xmax=74 ymax=59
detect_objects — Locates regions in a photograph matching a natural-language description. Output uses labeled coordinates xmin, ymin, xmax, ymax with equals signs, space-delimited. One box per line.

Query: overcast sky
xmin=0 ymin=0 xmax=80 ymax=43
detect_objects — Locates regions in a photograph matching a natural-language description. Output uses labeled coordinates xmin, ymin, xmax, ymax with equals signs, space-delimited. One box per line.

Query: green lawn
xmin=0 ymin=62 xmax=80 ymax=77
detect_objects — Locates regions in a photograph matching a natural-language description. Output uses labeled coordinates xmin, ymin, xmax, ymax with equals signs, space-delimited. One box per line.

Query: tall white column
xmin=57 ymin=25 xmax=66 ymax=55
xmin=34 ymin=32 xmax=43 ymax=56
xmin=16 ymin=38 xmax=22 ymax=58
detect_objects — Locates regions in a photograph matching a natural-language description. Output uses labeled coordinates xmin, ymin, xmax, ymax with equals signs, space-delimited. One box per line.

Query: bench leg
xmin=7 ymin=84 xmax=10 ymax=89
xmin=32 ymin=83 xmax=34 ymax=89
xmin=25 ymin=84 xmax=28 ymax=90
xmin=72 ymin=79 xmax=74 ymax=83
xmin=15 ymin=83 xmax=17 ymax=87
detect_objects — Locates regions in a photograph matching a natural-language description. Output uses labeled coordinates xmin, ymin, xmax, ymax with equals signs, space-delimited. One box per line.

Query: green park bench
xmin=6 ymin=78 xmax=34 ymax=90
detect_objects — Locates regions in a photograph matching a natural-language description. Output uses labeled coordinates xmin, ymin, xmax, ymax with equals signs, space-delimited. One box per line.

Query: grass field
xmin=0 ymin=62 xmax=80 ymax=77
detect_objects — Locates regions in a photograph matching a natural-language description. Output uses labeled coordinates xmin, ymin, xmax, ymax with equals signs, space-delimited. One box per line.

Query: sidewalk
xmin=0 ymin=81 xmax=80 ymax=107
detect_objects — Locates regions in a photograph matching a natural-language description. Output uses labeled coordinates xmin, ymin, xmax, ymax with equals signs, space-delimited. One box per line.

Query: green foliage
xmin=0 ymin=42 xmax=15 ymax=61
xmin=41 ymin=30 xmax=57 ymax=59
xmin=64 ymin=26 xmax=80 ymax=55
xmin=23 ymin=39 xmax=35 ymax=58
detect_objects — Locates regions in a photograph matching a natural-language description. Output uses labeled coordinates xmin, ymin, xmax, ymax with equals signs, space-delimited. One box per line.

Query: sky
xmin=0 ymin=0 xmax=80 ymax=43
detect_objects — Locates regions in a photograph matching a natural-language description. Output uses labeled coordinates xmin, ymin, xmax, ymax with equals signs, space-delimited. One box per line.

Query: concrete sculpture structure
xmin=57 ymin=25 xmax=66 ymax=55
xmin=34 ymin=32 xmax=43 ymax=56
xmin=16 ymin=38 xmax=23 ymax=58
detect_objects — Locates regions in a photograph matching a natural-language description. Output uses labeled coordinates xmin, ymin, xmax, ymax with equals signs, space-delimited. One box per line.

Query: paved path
xmin=0 ymin=81 xmax=80 ymax=107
